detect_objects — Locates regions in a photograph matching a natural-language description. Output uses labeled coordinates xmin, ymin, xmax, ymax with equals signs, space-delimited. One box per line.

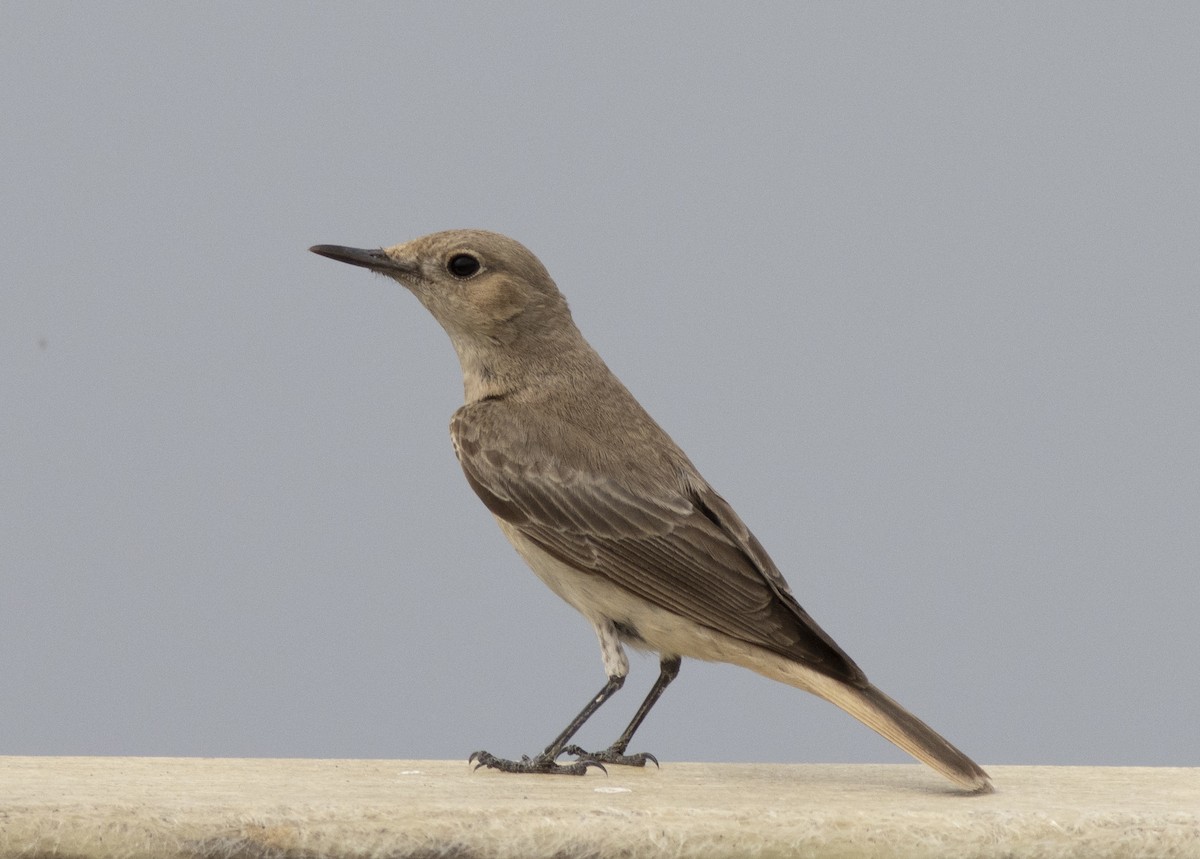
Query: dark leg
xmin=469 ymin=673 xmax=626 ymax=775
xmin=562 ymin=656 xmax=681 ymax=767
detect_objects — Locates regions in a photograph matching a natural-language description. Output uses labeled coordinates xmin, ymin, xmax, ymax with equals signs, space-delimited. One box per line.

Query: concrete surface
xmin=1 ymin=757 xmax=1197 ymax=858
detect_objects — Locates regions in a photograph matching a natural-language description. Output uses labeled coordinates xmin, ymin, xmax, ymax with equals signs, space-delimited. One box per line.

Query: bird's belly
xmin=494 ymin=518 xmax=750 ymax=663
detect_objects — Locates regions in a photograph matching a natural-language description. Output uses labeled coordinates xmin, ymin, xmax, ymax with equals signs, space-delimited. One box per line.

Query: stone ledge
xmin=1 ymin=757 xmax=1197 ymax=858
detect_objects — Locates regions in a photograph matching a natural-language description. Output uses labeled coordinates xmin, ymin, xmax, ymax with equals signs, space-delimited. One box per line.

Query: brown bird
xmin=310 ymin=230 xmax=992 ymax=793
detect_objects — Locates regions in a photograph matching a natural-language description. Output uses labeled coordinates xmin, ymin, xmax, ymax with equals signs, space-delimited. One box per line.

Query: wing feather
xmin=451 ymin=403 xmax=865 ymax=685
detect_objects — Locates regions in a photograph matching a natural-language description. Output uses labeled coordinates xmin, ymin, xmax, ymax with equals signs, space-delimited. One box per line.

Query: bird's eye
xmin=447 ymin=253 xmax=481 ymax=278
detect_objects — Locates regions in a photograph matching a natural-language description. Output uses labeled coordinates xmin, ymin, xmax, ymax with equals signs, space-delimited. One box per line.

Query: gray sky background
xmin=3 ymin=4 xmax=1198 ymax=770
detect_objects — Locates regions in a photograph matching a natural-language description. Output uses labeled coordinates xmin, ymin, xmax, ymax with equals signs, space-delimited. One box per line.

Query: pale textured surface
xmin=1 ymin=757 xmax=1197 ymax=859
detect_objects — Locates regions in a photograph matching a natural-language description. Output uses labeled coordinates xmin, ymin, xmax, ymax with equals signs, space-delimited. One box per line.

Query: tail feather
xmin=819 ymin=680 xmax=993 ymax=793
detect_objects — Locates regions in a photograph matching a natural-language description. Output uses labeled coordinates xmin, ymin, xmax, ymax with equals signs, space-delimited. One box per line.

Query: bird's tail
xmin=816 ymin=679 xmax=993 ymax=793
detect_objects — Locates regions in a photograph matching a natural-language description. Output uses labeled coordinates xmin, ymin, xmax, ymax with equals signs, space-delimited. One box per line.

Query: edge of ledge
xmin=1 ymin=758 xmax=1197 ymax=859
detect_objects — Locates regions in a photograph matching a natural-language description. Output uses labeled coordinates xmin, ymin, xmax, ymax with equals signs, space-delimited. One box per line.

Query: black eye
xmin=447 ymin=253 xmax=480 ymax=278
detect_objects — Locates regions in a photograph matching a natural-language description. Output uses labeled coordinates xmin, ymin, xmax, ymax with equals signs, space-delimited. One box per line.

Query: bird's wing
xmin=451 ymin=405 xmax=865 ymax=685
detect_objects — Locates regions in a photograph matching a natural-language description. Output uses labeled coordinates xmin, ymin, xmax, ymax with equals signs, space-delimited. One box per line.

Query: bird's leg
xmin=562 ymin=656 xmax=681 ymax=767
xmin=469 ymin=674 xmax=625 ymax=775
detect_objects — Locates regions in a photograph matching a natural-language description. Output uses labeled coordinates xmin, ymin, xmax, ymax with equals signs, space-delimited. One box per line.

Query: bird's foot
xmin=561 ymin=743 xmax=659 ymax=768
xmin=469 ymin=749 xmax=606 ymax=776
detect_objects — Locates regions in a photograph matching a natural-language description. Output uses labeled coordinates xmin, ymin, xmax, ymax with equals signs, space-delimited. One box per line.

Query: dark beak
xmin=309 ymin=245 xmax=415 ymax=274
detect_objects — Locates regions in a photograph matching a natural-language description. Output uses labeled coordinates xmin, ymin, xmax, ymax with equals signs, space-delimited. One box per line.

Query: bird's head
xmin=311 ymin=230 xmax=588 ymax=400
xmin=310 ymin=229 xmax=572 ymax=345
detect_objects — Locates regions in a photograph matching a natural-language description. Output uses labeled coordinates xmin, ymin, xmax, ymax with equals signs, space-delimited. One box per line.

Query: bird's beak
xmin=309 ymin=244 xmax=417 ymax=275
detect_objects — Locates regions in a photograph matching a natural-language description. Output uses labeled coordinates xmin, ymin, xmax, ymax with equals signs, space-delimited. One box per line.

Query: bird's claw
xmin=468 ymin=749 xmax=606 ymax=776
xmin=561 ymin=743 xmax=660 ymax=768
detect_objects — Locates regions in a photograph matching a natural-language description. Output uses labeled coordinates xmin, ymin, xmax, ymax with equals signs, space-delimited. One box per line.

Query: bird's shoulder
xmin=451 ymin=388 xmax=682 ymax=480
xmin=449 ymin=395 xmax=693 ymax=535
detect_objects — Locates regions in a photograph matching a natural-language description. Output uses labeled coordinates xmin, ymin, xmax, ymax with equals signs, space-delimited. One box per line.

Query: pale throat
xmin=450 ymin=323 xmax=589 ymax=404
xmin=453 ymin=337 xmax=523 ymax=403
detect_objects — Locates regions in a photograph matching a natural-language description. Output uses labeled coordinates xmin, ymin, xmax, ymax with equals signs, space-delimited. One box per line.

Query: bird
xmin=309 ymin=230 xmax=993 ymax=793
